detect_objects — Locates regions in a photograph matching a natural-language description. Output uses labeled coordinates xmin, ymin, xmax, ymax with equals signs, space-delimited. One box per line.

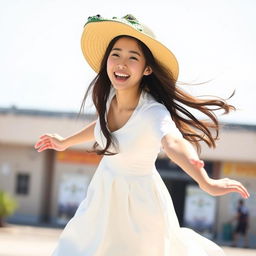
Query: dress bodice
xmin=93 ymin=87 xmax=182 ymax=176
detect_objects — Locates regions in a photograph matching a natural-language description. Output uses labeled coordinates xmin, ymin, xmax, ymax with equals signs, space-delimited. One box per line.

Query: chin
xmin=111 ymin=83 xmax=130 ymax=90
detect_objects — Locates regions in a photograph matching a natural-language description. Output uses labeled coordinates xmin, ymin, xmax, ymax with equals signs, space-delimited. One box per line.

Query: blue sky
xmin=0 ymin=0 xmax=255 ymax=124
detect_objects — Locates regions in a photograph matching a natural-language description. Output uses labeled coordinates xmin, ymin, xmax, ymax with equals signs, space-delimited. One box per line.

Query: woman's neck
xmin=113 ymin=88 xmax=141 ymax=112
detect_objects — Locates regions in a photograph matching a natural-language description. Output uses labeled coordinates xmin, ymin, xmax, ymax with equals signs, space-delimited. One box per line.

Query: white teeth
xmin=115 ymin=72 xmax=129 ymax=77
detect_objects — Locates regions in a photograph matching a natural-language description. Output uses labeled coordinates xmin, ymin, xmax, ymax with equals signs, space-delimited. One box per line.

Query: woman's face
xmin=106 ymin=37 xmax=152 ymax=91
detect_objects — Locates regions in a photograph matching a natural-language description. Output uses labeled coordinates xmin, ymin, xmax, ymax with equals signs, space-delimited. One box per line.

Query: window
xmin=16 ymin=173 xmax=30 ymax=195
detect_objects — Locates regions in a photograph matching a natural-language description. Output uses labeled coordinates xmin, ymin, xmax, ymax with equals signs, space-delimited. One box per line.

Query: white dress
xmin=52 ymin=87 xmax=225 ymax=256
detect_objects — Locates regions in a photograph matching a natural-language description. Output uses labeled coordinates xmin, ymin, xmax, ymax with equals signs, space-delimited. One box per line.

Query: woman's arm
xmin=161 ymin=134 xmax=250 ymax=199
xmin=34 ymin=119 xmax=97 ymax=152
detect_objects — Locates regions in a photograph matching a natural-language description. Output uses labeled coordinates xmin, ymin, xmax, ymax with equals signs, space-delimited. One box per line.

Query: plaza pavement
xmin=0 ymin=224 xmax=255 ymax=256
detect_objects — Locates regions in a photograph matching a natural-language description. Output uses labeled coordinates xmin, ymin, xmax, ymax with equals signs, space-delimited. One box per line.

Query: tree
xmin=0 ymin=190 xmax=18 ymax=227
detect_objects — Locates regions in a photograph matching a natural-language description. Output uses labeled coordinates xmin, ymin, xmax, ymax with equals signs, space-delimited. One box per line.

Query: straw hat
xmin=81 ymin=14 xmax=179 ymax=80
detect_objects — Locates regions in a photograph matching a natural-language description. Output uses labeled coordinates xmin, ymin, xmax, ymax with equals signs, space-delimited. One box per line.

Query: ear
xmin=143 ymin=66 xmax=152 ymax=76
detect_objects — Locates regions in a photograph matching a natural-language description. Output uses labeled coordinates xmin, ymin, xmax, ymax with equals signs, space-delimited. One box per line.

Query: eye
xmin=130 ymin=56 xmax=138 ymax=61
xmin=111 ymin=53 xmax=119 ymax=57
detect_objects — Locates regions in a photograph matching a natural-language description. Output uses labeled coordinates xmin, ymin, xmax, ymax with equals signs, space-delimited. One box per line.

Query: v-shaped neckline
xmin=105 ymin=88 xmax=144 ymax=134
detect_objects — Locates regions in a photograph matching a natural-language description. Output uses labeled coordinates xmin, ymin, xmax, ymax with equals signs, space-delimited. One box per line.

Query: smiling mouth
xmin=114 ymin=72 xmax=130 ymax=81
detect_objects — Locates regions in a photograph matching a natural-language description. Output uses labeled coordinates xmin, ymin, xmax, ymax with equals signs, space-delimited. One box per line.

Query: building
xmin=0 ymin=106 xmax=255 ymax=242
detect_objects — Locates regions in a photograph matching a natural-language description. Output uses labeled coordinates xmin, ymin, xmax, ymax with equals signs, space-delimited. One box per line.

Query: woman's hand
xmin=189 ymin=159 xmax=250 ymax=199
xmin=162 ymin=136 xmax=250 ymax=199
xmin=200 ymin=177 xmax=250 ymax=199
xmin=34 ymin=133 xmax=68 ymax=152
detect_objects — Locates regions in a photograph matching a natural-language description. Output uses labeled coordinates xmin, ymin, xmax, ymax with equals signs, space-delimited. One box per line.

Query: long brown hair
xmin=77 ymin=35 xmax=235 ymax=155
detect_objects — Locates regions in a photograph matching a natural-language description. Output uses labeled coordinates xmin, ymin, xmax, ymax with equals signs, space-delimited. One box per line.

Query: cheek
xmin=106 ymin=58 xmax=114 ymax=77
xmin=130 ymin=62 xmax=146 ymax=75
xmin=107 ymin=57 xmax=115 ymax=69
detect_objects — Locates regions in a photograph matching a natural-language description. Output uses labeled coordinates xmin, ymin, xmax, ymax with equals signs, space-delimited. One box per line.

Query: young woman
xmin=34 ymin=14 xmax=249 ymax=256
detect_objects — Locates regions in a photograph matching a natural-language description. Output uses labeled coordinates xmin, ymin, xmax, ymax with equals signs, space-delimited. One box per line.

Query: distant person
xmin=232 ymin=199 xmax=249 ymax=248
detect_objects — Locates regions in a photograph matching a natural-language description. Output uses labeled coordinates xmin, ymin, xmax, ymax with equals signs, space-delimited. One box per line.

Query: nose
xmin=116 ymin=57 xmax=128 ymax=69
xmin=117 ymin=63 xmax=127 ymax=70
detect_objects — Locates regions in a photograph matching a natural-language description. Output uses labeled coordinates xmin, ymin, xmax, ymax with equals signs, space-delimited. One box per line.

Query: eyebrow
xmin=111 ymin=48 xmax=141 ymax=56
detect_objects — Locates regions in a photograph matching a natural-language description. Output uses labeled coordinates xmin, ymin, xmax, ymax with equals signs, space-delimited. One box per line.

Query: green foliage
xmin=0 ymin=190 xmax=18 ymax=217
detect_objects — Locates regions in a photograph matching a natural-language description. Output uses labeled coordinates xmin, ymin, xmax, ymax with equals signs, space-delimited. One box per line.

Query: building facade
xmin=0 ymin=107 xmax=255 ymax=243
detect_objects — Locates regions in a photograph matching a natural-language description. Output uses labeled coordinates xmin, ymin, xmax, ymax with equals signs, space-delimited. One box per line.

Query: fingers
xmin=236 ymin=181 xmax=250 ymax=198
xmin=35 ymin=134 xmax=54 ymax=152
xmin=34 ymin=139 xmax=47 ymax=149
xmin=34 ymin=139 xmax=45 ymax=149
xmin=37 ymin=143 xmax=52 ymax=152
xmin=225 ymin=178 xmax=250 ymax=199
xmin=36 ymin=140 xmax=52 ymax=152
xmin=227 ymin=187 xmax=248 ymax=199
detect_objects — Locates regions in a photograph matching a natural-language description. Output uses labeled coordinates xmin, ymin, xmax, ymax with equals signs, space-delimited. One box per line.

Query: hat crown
xmin=85 ymin=14 xmax=155 ymax=39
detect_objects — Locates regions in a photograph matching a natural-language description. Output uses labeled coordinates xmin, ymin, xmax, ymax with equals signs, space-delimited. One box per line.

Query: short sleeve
xmin=144 ymin=104 xmax=183 ymax=142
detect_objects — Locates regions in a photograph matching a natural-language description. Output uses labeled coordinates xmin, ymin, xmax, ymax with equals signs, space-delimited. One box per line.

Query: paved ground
xmin=0 ymin=224 xmax=255 ymax=256
xmin=0 ymin=224 xmax=60 ymax=256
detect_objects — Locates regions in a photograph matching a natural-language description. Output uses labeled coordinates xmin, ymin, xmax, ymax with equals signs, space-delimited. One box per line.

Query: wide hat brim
xmin=81 ymin=16 xmax=179 ymax=80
